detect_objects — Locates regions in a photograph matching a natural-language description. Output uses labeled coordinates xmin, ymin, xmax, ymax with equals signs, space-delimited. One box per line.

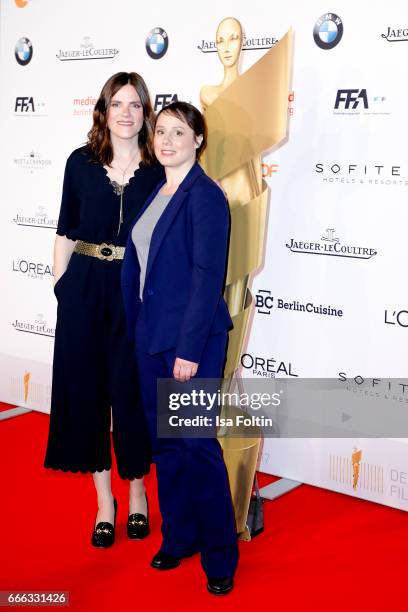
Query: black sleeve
xmin=56 ymin=152 xmax=80 ymax=239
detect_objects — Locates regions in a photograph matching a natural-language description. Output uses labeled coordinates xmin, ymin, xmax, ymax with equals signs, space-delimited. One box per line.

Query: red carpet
xmin=1 ymin=407 xmax=407 ymax=611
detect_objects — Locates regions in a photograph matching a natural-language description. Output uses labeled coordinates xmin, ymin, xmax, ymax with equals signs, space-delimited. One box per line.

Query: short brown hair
xmin=155 ymin=101 xmax=207 ymax=160
xmin=87 ymin=72 xmax=155 ymax=166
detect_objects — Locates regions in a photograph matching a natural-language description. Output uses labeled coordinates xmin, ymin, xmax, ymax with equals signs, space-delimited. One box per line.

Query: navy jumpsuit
xmin=44 ymin=146 xmax=164 ymax=479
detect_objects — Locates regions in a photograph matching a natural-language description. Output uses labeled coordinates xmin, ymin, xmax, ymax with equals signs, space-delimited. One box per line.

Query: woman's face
xmin=154 ymin=112 xmax=202 ymax=169
xmin=106 ymin=84 xmax=144 ymax=141
xmin=216 ymin=18 xmax=242 ymax=68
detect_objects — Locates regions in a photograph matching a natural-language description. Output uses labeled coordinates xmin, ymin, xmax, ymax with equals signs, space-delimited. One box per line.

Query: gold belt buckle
xmin=96 ymin=243 xmax=116 ymax=261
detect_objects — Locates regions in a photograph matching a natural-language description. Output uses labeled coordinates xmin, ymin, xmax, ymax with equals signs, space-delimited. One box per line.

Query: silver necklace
xmin=111 ymin=152 xmax=139 ymax=235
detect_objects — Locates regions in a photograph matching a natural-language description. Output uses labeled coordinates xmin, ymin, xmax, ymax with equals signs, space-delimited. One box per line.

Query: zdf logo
xmin=262 ymin=163 xmax=279 ymax=178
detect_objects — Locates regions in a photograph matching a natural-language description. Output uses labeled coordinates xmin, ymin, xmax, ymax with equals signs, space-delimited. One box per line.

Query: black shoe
xmin=150 ymin=551 xmax=181 ymax=570
xmin=91 ymin=498 xmax=117 ymax=548
xmin=207 ymin=577 xmax=234 ymax=595
xmin=127 ymin=494 xmax=149 ymax=539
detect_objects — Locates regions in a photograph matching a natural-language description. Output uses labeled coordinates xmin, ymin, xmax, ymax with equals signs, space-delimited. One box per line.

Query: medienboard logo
xmin=198 ymin=33 xmax=278 ymax=53
xmin=56 ymin=37 xmax=119 ymax=61
xmin=12 ymin=313 xmax=55 ymax=338
xmin=286 ymin=228 xmax=377 ymax=260
xmin=73 ymin=95 xmax=97 ymax=117
xmin=255 ymin=289 xmax=343 ymax=318
xmin=13 ymin=206 xmax=57 ymax=229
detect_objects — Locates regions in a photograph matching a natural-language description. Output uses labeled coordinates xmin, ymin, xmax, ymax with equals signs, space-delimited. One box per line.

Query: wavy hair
xmin=87 ymin=72 xmax=155 ymax=166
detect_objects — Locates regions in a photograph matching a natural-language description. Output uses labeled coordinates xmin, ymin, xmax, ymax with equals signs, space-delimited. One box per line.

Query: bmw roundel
xmin=15 ymin=37 xmax=33 ymax=65
xmin=146 ymin=27 xmax=169 ymax=59
xmin=313 ymin=14 xmax=343 ymax=50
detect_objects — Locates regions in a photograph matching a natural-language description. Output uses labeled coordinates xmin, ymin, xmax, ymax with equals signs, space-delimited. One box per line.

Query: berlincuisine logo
xmin=255 ymin=289 xmax=343 ymax=318
xmin=286 ymin=228 xmax=377 ymax=260
xmin=56 ymin=37 xmax=119 ymax=61
xmin=198 ymin=33 xmax=278 ymax=52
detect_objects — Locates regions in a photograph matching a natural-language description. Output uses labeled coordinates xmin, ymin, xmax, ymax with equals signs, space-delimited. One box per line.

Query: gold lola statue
xmin=200 ymin=17 xmax=292 ymax=538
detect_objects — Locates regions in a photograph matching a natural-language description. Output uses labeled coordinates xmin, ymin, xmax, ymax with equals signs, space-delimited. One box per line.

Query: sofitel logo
xmin=286 ymin=228 xmax=377 ymax=260
xmin=12 ymin=314 xmax=55 ymax=337
xmin=13 ymin=206 xmax=57 ymax=229
xmin=338 ymin=373 xmax=408 ymax=404
xmin=315 ymin=162 xmax=408 ymax=186
xmin=255 ymin=289 xmax=343 ymax=318
xmin=12 ymin=259 xmax=54 ymax=279
xmin=381 ymin=27 xmax=408 ymax=43
xmin=56 ymin=37 xmax=119 ymax=61
xmin=198 ymin=33 xmax=278 ymax=53
xmin=241 ymin=353 xmax=298 ymax=378
xmin=13 ymin=151 xmax=52 ymax=173
xmin=385 ymin=309 xmax=408 ymax=328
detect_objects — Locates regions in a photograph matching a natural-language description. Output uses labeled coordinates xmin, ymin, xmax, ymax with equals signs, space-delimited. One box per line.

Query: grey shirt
xmin=132 ymin=191 xmax=173 ymax=299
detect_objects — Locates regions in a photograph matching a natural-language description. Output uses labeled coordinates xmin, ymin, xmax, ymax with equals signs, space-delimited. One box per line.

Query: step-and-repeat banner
xmin=1 ymin=0 xmax=407 ymax=510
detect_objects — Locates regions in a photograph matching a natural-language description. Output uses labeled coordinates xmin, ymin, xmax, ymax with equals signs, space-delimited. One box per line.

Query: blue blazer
xmin=121 ymin=162 xmax=233 ymax=364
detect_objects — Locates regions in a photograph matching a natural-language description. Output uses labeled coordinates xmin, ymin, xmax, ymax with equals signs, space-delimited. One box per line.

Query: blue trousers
xmin=134 ymin=306 xmax=239 ymax=578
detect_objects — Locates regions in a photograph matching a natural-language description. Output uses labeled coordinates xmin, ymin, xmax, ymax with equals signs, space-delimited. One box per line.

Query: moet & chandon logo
xmin=286 ymin=228 xmax=377 ymax=260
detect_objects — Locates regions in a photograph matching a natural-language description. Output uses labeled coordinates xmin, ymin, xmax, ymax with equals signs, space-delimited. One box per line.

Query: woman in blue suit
xmin=121 ymin=102 xmax=238 ymax=595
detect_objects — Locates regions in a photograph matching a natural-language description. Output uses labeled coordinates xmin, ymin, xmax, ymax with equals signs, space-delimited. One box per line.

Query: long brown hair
xmin=87 ymin=72 xmax=155 ymax=166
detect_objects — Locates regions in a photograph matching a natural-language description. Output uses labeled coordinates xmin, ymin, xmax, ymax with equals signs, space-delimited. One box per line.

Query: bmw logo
xmin=15 ymin=37 xmax=33 ymax=65
xmin=313 ymin=14 xmax=343 ymax=50
xmin=146 ymin=27 xmax=168 ymax=59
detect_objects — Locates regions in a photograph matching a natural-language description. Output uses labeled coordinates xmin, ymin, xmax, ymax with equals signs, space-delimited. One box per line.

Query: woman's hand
xmin=173 ymin=358 xmax=198 ymax=382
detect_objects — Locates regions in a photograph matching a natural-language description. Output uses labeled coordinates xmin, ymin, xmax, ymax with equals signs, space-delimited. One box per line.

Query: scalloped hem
xmin=44 ymin=462 xmax=150 ymax=481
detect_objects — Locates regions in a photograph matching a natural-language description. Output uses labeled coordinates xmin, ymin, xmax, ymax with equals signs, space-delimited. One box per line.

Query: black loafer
xmin=127 ymin=495 xmax=149 ymax=539
xmin=207 ymin=577 xmax=234 ymax=595
xmin=150 ymin=551 xmax=181 ymax=570
xmin=91 ymin=498 xmax=117 ymax=548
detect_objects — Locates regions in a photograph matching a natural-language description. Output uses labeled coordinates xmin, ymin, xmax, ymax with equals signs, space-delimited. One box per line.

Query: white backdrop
xmin=1 ymin=0 xmax=407 ymax=510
